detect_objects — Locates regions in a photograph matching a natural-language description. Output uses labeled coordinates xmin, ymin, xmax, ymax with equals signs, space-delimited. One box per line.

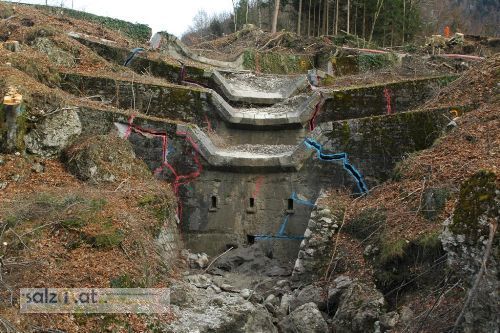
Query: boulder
xmin=63 ymin=134 xmax=152 ymax=183
xmin=34 ymin=37 xmax=76 ymax=67
xmin=327 ymin=275 xmax=353 ymax=312
xmin=379 ymin=311 xmax=399 ymax=331
xmin=290 ymin=284 xmax=326 ymax=311
xmin=332 ymin=281 xmax=386 ymax=333
xmin=25 ymin=108 xmax=82 ymax=157
xmin=440 ymin=171 xmax=499 ymax=333
xmin=278 ymin=302 xmax=329 ymax=333
xmin=163 ymin=281 xmax=277 ymax=333
xmin=207 ymin=243 xmax=274 ymax=275
xmin=188 ymin=252 xmax=209 ymax=269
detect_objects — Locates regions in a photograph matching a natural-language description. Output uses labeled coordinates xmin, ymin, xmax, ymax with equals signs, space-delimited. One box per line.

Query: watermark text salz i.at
xmin=20 ymin=288 xmax=170 ymax=314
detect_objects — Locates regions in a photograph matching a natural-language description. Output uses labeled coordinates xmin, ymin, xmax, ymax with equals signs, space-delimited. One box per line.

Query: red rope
xmin=384 ymin=87 xmax=393 ymax=115
xmin=252 ymin=176 xmax=265 ymax=198
xmin=124 ymin=122 xmax=203 ymax=220
xmin=309 ymin=92 xmax=325 ymax=131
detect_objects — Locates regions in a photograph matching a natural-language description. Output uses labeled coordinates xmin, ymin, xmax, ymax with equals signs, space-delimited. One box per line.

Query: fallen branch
xmin=324 ymin=206 xmax=349 ymax=282
xmin=203 ymin=246 xmax=234 ymax=273
xmin=259 ymin=32 xmax=284 ymax=51
xmin=248 ymin=277 xmax=273 ymax=301
xmin=0 ymin=316 xmax=20 ymax=333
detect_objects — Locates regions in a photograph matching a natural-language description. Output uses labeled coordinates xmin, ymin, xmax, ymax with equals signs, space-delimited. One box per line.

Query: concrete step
xmin=212 ymin=70 xmax=308 ymax=105
xmin=177 ymin=124 xmax=321 ymax=171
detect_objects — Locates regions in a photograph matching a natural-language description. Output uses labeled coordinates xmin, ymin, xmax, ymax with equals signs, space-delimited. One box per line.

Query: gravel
xmin=220 ymin=144 xmax=295 ymax=155
xmin=238 ymin=94 xmax=310 ymax=115
xmin=222 ymin=72 xmax=298 ymax=94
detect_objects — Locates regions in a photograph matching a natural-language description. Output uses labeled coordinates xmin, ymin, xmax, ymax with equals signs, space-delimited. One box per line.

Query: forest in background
xmin=182 ymin=0 xmax=500 ymax=46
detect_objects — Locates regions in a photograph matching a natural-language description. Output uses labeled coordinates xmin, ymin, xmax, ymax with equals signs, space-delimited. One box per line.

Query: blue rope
xmin=253 ymin=191 xmax=318 ymax=241
xmin=254 ymin=235 xmax=305 ymax=240
xmin=304 ymin=138 xmax=368 ymax=194
xmin=124 ymin=48 xmax=145 ymax=66
xmin=277 ymin=215 xmax=290 ymax=236
xmin=290 ymin=192 xmax=316 ymax=207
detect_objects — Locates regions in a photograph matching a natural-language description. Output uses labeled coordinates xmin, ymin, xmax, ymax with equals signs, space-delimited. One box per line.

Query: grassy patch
xmin=89 ymin=227 xmax=125 ymax=249
xmin=110 ymin=274 xmax=145 ymax=288
xmin=137 ymin=194 xmax=172 ymax=238
xmin=344 ymin=207 xmax=386 ymax=242
xmin=379 ymin=239 xmax=408 ymax=263
xmin=60 ymin=217 xmax=87 ymax=229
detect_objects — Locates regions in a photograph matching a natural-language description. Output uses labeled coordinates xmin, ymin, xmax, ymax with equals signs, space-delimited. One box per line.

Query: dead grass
xmin=0 ymin=154 xmax=180 ymax=332
xmin=322 ymin=53 xmax=499 ymax=332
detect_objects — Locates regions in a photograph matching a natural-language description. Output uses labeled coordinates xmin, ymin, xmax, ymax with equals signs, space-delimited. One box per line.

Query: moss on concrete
xmin=321 ymin=75 xmax=459 ymax=122
xmin=331 ymin=53 xmax=399 ymax=76
xmin=450 ymin=170 xmax=497 ymax=241
xmin=340 ymin=121 xmax=351 ymax=146
xmin=242 ymin=49 xmax=313 ymax=74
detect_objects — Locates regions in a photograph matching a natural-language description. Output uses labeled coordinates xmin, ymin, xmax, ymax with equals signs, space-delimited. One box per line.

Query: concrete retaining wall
xmin=61 ymin=72 xmax=214 ymax=126
xmin=319 ymin=75 xmax=457 ymax=122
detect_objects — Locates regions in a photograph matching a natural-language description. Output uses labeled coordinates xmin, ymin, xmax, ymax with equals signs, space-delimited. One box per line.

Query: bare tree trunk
xmin=326 ymin=0 xmax=330 ymax=35
xmin=298 ymin=0 xmax=303 ymax=35
xmin=317 ymin=0 xmax=322 ymax=36
xmin=347 ymin=0 xmax=350 ymax=34
xmin=268 ymin=0 xmax=273 ymax=31
xmin=362 ymin=0 xmax=366 ymax=40
xmin=271 ymin=0 xmax=280 ymax=33
xmin=354 ymin=1 xmax=358 ymax=36
xmin=368 ymin=0 xmax=384 ymax=45
xmin=232 ymin=0 xmax=238 ymax=32
xmin=322 ymin=0 xmax=327 ymax=35
xmin=246 ymin=0 xmax=249 ymax=24
xmin=402 ymin=0 xmax=406 ymax=44
xmin=313 ymin=0 xmax=316 ymax=36
xmin=308 ymin=0 xmax=312 ymax=36
xmin=258 ymin=0 xmax=262 ymax=28
xmin=335 ymin=0 xmax=339 ymax=34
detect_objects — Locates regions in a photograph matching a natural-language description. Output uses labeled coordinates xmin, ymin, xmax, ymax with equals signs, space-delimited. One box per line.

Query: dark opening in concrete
xmin=249 ymin=197 xmax=255 ymax=208
xmin=247 ymin=235 xmax=256 ymax=244
xmin=210 ymin=195 xmax=218 ymax=211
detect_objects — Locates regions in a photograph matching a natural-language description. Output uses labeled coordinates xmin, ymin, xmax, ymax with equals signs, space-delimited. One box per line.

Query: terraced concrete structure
xmin=51 ymin=33 xmax=465 ymax=260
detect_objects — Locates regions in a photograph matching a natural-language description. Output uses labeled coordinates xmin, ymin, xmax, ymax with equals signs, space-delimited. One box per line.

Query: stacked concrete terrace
xmin=2 ymin=21 xmax=471 ymax=260
xmin=52 ymin=30 xmax=465 ymax=259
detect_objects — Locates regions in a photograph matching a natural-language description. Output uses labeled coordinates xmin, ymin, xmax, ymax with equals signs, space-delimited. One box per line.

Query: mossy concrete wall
xmin=322 ymin=107 xmax=454 ymax=183
xmin=181 ymin=107 xmax=454 ymax=257
xmin=333 ymin=53 xmax=399 ymax=75
xmin=60 ymin=73 xmax=307 ymax=146
xmin=320 ymin=75 xmax=458 ymax=122
xmin=72 ymin=37 xmax=208 ymax=85
xmin=242 ymin=50 xmax=313 ymax=74
xmin=60 ymin=73 xmax=214 ymax=126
